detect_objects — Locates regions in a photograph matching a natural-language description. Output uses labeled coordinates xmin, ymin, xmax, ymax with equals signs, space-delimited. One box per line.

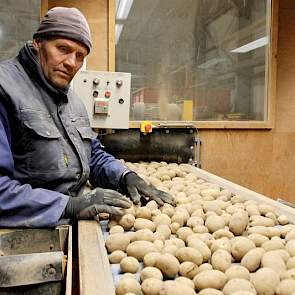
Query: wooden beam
xmin=78 ymin=220 xmax=115 ymax=295
xmin=267 ymin=0 xmax=279 ymax=128
xmin=108 ymin=0 xmax=116 ymax=71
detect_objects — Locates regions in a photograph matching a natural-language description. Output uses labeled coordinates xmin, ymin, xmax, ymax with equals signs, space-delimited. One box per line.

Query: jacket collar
xmin=17 ymin=41 xmax=69 ymax=103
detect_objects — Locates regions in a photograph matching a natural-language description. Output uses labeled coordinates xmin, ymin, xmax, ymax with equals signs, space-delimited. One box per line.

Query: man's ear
xmin=32 ymin=38 xmax=42 ymax=52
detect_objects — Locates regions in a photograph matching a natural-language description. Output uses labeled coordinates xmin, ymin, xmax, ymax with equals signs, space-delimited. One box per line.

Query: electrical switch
xmin=140 ymin=121 xmax=153 ymax=133
xmin=105 ymin=91 xmax=111 ymax=98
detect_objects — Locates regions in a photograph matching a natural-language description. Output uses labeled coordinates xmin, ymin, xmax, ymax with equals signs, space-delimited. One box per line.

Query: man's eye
xmin=58 ymin=46 xmax=67 ymax=53
xmin=76 ymin=53 xmax=85 ymax=61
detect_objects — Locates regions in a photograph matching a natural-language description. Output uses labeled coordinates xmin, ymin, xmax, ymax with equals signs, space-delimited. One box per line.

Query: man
xmin=0 ymin=7 xmax=173 ymax=228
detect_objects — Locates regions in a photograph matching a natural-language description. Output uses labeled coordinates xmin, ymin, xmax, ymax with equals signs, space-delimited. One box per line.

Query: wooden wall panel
xmin=41 ymin=0 xmax=111 ymax=71
xmin=199 ymin=0 xmax=295 ymax=203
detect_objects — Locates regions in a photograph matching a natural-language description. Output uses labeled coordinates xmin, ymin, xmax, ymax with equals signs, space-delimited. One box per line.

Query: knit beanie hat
xmin=33 ymin=7 xmax=92 ymax=52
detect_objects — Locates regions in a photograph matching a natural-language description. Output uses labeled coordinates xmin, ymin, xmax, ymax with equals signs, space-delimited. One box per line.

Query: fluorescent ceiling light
xmin=116 ymin=0 xmax=133 ymax=20
xmin=231 ymin=36 xmax=268 ymax=53
xmin=115 ymin=24 xmax=123 ymax=45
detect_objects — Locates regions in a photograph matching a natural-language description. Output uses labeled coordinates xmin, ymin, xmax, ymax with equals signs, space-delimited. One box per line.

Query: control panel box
xmin=73 ymin=70 xmax=131 ymax=129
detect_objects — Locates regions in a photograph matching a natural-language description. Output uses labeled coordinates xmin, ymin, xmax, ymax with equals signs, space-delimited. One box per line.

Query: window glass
xmin=0 ymin=0 xmax=40 ymax=61
xmin=115 ymin=0 xmax=270 ymax=121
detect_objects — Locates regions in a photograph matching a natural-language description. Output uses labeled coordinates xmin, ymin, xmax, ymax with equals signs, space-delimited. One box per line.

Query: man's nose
xmin=64 ymin=52 xmax=77 ymax=69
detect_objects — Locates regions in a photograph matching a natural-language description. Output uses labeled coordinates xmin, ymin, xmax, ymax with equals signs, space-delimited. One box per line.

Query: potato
xmin=161 ymin=245 xmax=178 ymax=256
xmin=179 ymin=261 xmax=198 ymax=279
xmin=141 ymin=278 xmax=163 ymax=295
xmin=127 ymin=241 xmax=158 ymax=261
xmin=213 ymin=229 xmax=234 ymax=240
xmin=134 ymin=218 xmax=156 ymax=232
xmin=232 ymin=292 xmax=255 ymax=295
xmin=211 ymin=238 xmax=231 ymax=253
xmin=248 ymin=233 xmax=269 ymax=247
xmin=250 ymin=216 xmax=275 ymax=227
xmin=271 ymin=249 xmax=290 ymax=263
xmin=153 ymin=214 xmax=171 ymax=227
xmin=203 ymin=201 xmax=222 ymax=215
xmin=175 ymin=277 xmax=195 ymax=289
xmin=261 ymin=251 xmax=287 ymax=274
xmin=186 ymin=238 xmax=211 ymax=262
xmin=245 ymin=204 xmax=260 ymax=216
xmin=175 ymin=247 xmax=203 ymax=265
xmin=198 ymin=289 xmax=223 ymax=295
xmin=140 ymin=266 xmax=163 ymax=281
xmin=171 ymin=214 xmax=185 ymax=227
xmin=225 ymin=265 xmax=250 ymax=280
xmin=106 ymin=233 xmax=130 ymax=253
xmin=176 ymin=227 xmax=193 ymax=241
xmin=276 ymin=279 xmax=295 ymax=295
xmin=136 ymin=207 xmax=152 ymax=220
xmin=187 ymin=216 xmax=204 ymax=228
xmin=247 ymin=226 xmax=269 ymax=236
xmin=155 ymin=253 xmax=180 ymax=279
xmin=229 ymin=211 xmax=248 ymax=236
xmin=164 ymin=238 xmax=185 ymax=249
xmin=143 ymin=252 xmax=161 ymax=267
xmin=241 ymin=247 xmax=265 ymax=272
xmin=287 ymin=257 xmax=295 ymax=269
xmin=109 ymin=250 xmax=127 ymax=264
xmin=251 ymin=267 xmax=280 ymax=295
xmin=281 ymin=224 xmax=295 ymax=238
xmin=262 ymin=239 xmax=284 ymax=251
xmin=193 ymin=270 xmax=227 ymax=290
xmin=120 ymin=256 xmax=139 ymax=273
xmin=156 ymin=224 xmax=171 ymax=240
xmin=196 ymin=263 xmax=213 ymax=274
xmin=258 ymin=204 xmax=275 ymax=215
xmin=170 ymin=222 xmax=181 ymax=234
xmin=193 ymin=225 xmax=209 ymax=234
xmin=223 ymin=278 xmax=256 ymax=295
xmin=131 ymin=228 xmax=155 ymax=242
xmin=153 ymin=232 xmax=165 ymax=242
xmin=285 ymin=230 xmax=295 ymax=241
xmin=115 ymin=277 xmax=141 ymax=295
xmin=159 ymin=280 xmax=197 ymax=295
xmin=151 ymin=209 xmax=161 ymax=217
xmin=211 ymin=249 xmax=232 ymax=272
xmin=285 ymin=240 xmax=295 ymax=257
xmin=109 ymin=225 xmax=124 ymax=234
xmin=205 ymin=215 xmax=225 ymax=233
xmin=118 ymin=214 xmax=136 ymax=230
xmin=231 ymin=237 xmax=256 ymax=261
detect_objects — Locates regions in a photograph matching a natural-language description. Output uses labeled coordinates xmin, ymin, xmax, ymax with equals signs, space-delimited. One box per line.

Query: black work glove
xmin=63 ymin=188 xmax=132 ymax=219
xmin=123 ymin=172 xmax=175 ymax=206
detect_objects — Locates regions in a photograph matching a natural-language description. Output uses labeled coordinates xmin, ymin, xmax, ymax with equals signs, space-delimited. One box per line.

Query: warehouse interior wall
xmin=199 ymin=0 xmax=295 ymax=203
xmin=42 ymin=0 xmax=295 ymax=203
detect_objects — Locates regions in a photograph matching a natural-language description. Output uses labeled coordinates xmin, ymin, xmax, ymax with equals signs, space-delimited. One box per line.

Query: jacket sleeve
xmin=0 ymin=99 xmax=69 ymax=228
xmin=89 ymin=139 xmax=129 ymax=190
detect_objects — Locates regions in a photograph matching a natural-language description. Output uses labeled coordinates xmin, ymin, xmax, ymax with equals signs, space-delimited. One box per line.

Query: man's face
xmin=33 ymin=38 xmax=88 ymax=89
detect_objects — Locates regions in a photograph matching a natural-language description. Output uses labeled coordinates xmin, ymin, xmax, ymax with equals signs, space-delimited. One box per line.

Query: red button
xmin=145 ymin=124 xmax=152 ymax=132
xmin=105 ymin=91 xmax=111 ymax=98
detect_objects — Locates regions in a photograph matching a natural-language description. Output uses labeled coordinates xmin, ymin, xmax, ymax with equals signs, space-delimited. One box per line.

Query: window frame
xmin=111 ymin=0 xmax=277 ymax=129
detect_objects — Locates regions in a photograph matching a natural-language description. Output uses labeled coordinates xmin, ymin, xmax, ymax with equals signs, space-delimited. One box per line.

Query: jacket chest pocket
xmin=20 ymin=111 xmax=63 ymax=172
xmin=75 ymin=126 xmax=95 ymax=161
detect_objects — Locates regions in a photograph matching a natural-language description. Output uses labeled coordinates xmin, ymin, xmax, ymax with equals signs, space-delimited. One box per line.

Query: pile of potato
xmin=105 ymin=161 xmax=295 ymax=295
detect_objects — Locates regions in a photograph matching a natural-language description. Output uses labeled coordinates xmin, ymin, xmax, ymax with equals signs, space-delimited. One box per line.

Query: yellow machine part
xmin=182 ymin=100 xmax=193 ymax=121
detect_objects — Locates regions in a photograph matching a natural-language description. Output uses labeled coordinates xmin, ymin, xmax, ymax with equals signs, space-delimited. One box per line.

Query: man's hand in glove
xmin=123 ymin=172 xmax=175 ymax=206
xmin=63 ymin=188 xmax=132 ymax=219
